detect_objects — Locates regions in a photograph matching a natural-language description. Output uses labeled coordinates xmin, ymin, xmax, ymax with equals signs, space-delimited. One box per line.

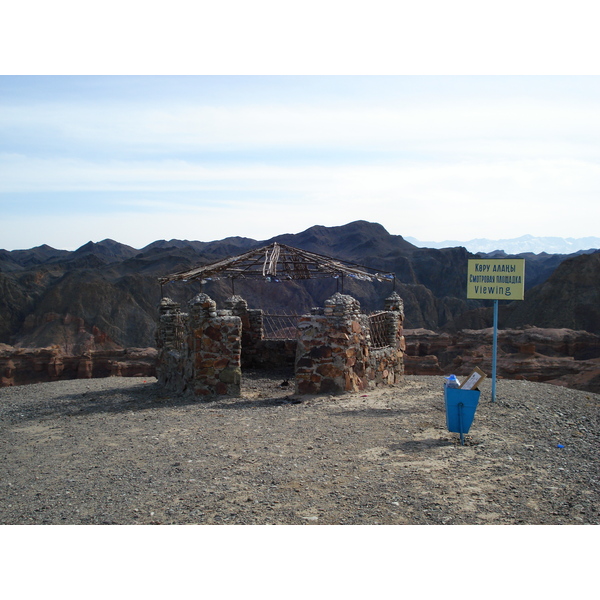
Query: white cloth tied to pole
xmin=263 ymin=243 xmax=281 ymax=277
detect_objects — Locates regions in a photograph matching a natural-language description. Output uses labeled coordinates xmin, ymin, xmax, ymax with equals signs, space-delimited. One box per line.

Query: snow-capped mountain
xmin=405 ymin=234 xmax=600 ymax=255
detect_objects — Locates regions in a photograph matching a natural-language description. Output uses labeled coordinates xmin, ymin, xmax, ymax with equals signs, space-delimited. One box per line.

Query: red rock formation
xmin=0 ymin=344 xmax=157 ymax=387
xmin=403 ymin=327 xmax=600 ymax=393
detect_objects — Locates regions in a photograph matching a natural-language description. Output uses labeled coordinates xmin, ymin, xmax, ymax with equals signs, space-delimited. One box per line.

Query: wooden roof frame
xmin=158 ymin=242 xmax=395 ymax=285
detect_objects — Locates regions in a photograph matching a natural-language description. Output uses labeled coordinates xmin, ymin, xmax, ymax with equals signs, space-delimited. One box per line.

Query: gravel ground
xmin=1 ymin=370 xmax=598 ymax=525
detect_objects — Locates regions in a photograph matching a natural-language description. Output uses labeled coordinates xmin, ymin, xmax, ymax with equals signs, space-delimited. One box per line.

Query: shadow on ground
xmin=1 ymin=372 xmax=303 ymax=422
xmin=390 ymin=438 xmax=454 ymax=452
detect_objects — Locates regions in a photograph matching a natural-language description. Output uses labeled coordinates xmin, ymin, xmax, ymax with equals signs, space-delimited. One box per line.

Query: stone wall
xmin=156 ymin=294 xmax=242 ymax=398
xmin=156 ymin=294 xmax=294 ymax=398
xmin=156 ymin=291 xmax=405 ymax=398
xmin=294 ymin=292 xmax=405 ymax=395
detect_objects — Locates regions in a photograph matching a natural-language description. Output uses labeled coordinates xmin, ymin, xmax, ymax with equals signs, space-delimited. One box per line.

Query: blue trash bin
xmin=444 ymin=386 xmax=481 ymax=445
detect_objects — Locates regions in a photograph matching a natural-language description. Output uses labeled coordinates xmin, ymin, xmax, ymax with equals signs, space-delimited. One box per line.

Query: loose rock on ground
xmin=1 ymin=370 xmax=598 ymax=525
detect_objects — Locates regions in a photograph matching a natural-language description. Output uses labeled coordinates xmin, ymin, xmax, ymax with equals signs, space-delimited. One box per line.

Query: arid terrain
xmin=1 ymin=370 xmax=598 ymax=525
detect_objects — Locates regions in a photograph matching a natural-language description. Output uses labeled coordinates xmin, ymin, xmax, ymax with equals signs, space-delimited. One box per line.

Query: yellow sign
xmin=467 ymin=259 xmax=525 ymax=300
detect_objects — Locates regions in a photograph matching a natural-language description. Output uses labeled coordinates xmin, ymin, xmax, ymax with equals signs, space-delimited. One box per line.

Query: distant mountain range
xmin=405 ymin=234 xmax=600 ymax=255
xmin=1 ymin=221 xmax=600 ymax=352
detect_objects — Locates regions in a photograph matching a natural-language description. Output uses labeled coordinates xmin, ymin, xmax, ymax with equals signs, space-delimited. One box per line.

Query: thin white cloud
xmin=2 ymin=153 xmax=598 ymax=203
xmin=3 ymin=99 xmax=599 ymax=155
xmin=2 ymin=76 xmax=600 ymax=249
xmin=2 ymin=153 xmax=597 ymax=248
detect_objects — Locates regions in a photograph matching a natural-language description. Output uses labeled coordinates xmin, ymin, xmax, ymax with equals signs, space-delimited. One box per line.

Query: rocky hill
xmin=1 ymin=221 xmax=598 ymax=354
xmin=504 ymin=252 xmax=600 ymax=334
xmin=443 ymin=251 xmax=600 ymax=335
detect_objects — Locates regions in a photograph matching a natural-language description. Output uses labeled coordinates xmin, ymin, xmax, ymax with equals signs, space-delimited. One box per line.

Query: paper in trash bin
xmin=460 ymin=367 xmax=486 ymax=390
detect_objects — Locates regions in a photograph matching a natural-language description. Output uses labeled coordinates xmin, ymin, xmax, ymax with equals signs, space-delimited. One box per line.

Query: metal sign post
xmin=492 ymin=299 xmax=499 ymax=402
xmin=466 ymin=259 xmax=526 ymax=402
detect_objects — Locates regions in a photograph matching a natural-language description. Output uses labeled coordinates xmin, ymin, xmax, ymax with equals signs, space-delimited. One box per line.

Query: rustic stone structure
xmin=155 ymin=241 xmax=403 ymax=398
xmin=294 ymin=292 xmax=405 ymax=395
xmin=156 ymin=291 xmax=405 ymax=398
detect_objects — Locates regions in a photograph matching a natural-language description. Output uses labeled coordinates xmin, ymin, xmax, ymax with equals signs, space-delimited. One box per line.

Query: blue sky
xmin=2 ymin=75 xmax=599 ymax=251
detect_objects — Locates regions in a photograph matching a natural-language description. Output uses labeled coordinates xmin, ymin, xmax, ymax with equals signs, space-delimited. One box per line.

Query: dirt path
xmin=1 ymin=371 xmax=598 ymax=524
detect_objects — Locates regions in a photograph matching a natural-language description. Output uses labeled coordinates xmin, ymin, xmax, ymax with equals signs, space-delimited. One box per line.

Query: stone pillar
xmin=224 ymin=295 xmax=247 ymax=315
xmin=224 ymin=295 xmax=263 ymax=346
xmin=224 ymin=295 xmax=266 ymax=368
xmin=385 ymin=291 xmax=406 ymax=360
xmin=246 ymin=309 xmax=264 ymax=344
xmin=189 ymin=293 xmax=242 ymax=398
xmin=295 ymin=293 xmax=369 ymax=395
xmin=156 ymin=297 xmax=184 ymax=350
xmin=384 ymin=291 xmax=404 ymax=314
xmin=156 ymin=297 xmax=188 ymax=392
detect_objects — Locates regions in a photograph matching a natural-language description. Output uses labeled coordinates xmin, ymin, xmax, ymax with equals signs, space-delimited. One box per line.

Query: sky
xmin=2 ymin=7 xmax=600 ymax=252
